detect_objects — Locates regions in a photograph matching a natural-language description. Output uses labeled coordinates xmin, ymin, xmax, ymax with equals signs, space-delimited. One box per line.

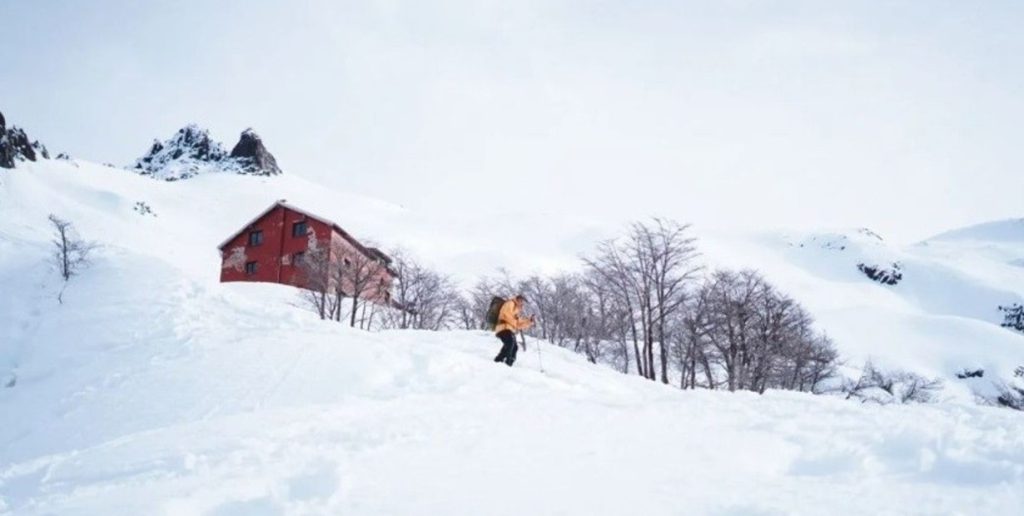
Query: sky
xmin=2 ymin=0 xmax=1022 ymax=243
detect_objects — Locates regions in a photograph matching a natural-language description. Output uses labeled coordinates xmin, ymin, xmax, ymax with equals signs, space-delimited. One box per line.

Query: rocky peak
xmin=0 ymin=110 xmax=49 ymax=169
xmin=169 ymin=124 xmax=227 ymax=162
xmin=132 ymin=125 xmax=229 ymax=180
xmin=228 ymin=129 xmax=281 ymax=176
xmin=131 ymin=125 xmax=281 ymax=181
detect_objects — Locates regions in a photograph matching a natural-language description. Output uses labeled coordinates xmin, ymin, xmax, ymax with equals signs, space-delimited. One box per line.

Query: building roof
xmin=217 ymin=200 xmax=395 ymax=275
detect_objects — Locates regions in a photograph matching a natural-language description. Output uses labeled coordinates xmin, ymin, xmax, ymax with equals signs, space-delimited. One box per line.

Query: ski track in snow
xmin=0 ymin=160 xmax=1023 ymax=515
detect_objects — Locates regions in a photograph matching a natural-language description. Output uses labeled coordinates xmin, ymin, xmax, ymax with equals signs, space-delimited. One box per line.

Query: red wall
xmin=328 ymin=232 xmax=395 ymax=304
xmin=219 ymin=204 xmax=396 ymax=305
xmin=219 ymin=205 xmax=332 ymax=287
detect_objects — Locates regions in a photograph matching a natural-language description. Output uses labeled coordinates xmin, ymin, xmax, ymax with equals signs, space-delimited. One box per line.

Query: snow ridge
xmin=926 ymin=218 xmax=1024 ymax=243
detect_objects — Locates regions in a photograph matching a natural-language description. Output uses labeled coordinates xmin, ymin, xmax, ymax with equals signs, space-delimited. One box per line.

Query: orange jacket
xmin=495 ymin=299 xmax=533 ymax=334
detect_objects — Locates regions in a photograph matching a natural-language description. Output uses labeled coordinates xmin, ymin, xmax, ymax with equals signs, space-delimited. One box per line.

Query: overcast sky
xmin=2 ymin=0 xmax=1022 ymax=243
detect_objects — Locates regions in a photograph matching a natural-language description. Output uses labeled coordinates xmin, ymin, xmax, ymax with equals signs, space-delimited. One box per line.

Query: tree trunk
xmin=659 ymin=325 xmax=669 ymax=384
xmin=700 ymin=351 xmax=715 ymax=389
xmin=359 ymin=301 xmax=370 ymax=329
xmin=61 ymin=230 xmax=69 ymax=280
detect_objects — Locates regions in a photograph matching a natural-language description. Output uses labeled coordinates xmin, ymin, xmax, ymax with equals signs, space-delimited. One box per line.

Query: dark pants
xmin=494 ymin=330 xmax=518 ymax=366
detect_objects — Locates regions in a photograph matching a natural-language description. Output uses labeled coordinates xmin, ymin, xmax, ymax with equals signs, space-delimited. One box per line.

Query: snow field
xmin=1 ymin=159 xmax=1023 ymax=514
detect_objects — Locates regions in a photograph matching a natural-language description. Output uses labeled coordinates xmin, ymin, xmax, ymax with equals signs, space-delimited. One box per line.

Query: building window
xmin=245 ymin=261 xmax=258 ymax=275
xmin=292 ymin=221 xmax=308 ymax=237
xmin=248 ymin=230 xmax=263 ymax=246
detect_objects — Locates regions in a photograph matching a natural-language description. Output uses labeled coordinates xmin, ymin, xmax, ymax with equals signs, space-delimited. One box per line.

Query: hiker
xmin=492 ymin=295 xmax=534 ymax=366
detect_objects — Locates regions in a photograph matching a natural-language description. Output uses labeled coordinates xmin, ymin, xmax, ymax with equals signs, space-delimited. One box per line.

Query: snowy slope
xmin=697 ymin=224 xmax=1024 ymax=400
xmin=1 ymin=159 xmax=1023 ymax=514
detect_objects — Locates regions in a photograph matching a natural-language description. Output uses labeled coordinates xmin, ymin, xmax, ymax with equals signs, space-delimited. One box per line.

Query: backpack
xmin=485 ymin=296 xmax=505 ymax=327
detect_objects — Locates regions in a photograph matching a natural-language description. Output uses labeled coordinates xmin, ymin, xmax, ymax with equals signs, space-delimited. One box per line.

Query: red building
xmin=218 ymin=200 xmax=395 ymax=305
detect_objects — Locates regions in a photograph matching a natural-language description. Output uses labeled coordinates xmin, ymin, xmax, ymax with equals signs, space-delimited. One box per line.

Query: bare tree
xmin=673 ymin=269 xmax=838 ymax=393
xmin=583 ymin=219 xmax=700 ymax=382
xmin=295 ymin=242 xmax=334 ymax=320
xmin=630 ymin=219 xmax=701 ymax=383
xmin=582 ymin=269 xmax=632 ymax=372
xmin=461 ymin=221 xmax=844 ymax=397
xmin=584 ymin=238 xmax=646 ymax=377
xmin=453 ymin=294 xmax=479 ymax=330
xmin=48 ymin=214 xmax=96 ymax=301
xmin=330 ymin=246 xmax=384 ymax=328
xmin=385 ymin=249 xmax=417 ymax=329
xmin=382 ymin=249 xmax=462 ymax=330
xmin=672 ymin=286 xmax=717 ymax=389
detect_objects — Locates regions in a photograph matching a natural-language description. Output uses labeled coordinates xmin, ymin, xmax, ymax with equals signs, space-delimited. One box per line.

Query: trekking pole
xmin=536 ymin=337 xmax=543 ymax=372
xmin=521 ymin=330 xmax=543 ymax=372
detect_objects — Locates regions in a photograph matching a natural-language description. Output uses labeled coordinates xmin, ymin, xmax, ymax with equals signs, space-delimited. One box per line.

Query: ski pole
xmin=521 ymin=330 xmax=543 ymax=372
xmin=536 ymin=338 xmax=543 ymax=372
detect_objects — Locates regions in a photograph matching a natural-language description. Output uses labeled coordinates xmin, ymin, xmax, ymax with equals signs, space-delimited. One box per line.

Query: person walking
xmin=493 ymin=294 xmax=534 ymax=366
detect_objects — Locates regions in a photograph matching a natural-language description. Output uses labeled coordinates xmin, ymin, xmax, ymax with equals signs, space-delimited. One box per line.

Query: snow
xmin=1 ymin=159 xmax=1023 ymax=514
xmin=697 ymin=227 xmax=1024 ymax=400
xmin=926 ymin=218 xmax=1024 ymax=244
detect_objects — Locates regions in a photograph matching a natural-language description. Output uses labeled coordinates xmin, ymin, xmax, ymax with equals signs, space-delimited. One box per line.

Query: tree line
xmin=461 ymin=220 xmax=840 ymax=394
xmin=40 ymin=213 xmax=955 ymax=404
xmin=334 ymin=218 xmax=843 ymax=395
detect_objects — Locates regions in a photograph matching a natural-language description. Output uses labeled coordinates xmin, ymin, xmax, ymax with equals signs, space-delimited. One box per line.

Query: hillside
xmin=1 ymin=158 xmax=1023 ymax=514
xmin=699 ymin=226 xmax=1024 ymax=401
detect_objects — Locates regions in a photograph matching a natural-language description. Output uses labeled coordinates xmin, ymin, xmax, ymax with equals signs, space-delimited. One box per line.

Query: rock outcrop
xmin=857 ymin=262 xmax=903 ymax=286
xmin=0 ymin=110 xmax=49 ymax=169
xmin=229 ymin=129 xmax=281 ymax=176
xmin=131 ymin=125 xmax=282 ymax=180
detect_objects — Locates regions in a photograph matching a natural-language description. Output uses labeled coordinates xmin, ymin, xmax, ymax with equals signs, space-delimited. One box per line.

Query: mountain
xmin=0 ymin=110 xmax=49 ymax=169
xmin=0 ymin=157 xmax=1022 ymax=513
xmin=925 ymin=218 xmax=1024 ymax=244
xmin=131 ymin=125 xmax=281 ymax=180
xmin=699 ymin=223 xmax=1024 ymax=402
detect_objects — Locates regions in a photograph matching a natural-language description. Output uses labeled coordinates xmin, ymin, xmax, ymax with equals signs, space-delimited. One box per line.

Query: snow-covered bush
xmin=985 ymin=382 xmax=1024 ymax=411
xmin=842 ymin=361 xmax=943 ymax=404
xmin=133 ymin=201 xmax=156 ymax=217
